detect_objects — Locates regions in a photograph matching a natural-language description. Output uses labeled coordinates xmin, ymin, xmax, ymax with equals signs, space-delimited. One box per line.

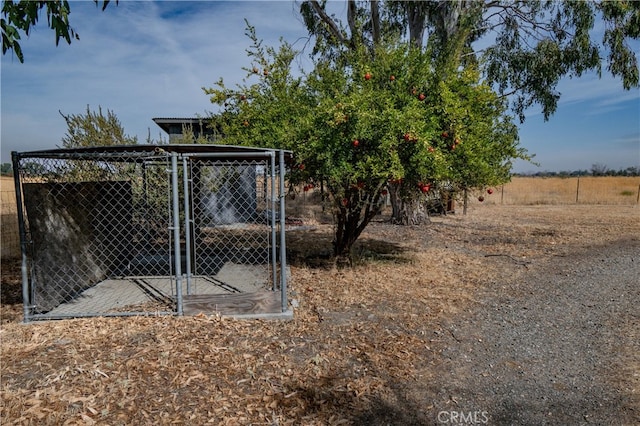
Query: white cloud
xmin=555 ymin=72 xmax=640 ymax=113
xmin=1 ymin=1 xmax=313 ymax=162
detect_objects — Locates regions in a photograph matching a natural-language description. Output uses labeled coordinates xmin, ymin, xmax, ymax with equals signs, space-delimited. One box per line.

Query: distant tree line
xmin=1 ymin=163 xmax=12 ymax=176
xmin=514 ymin=164 xmax=640 ymax=177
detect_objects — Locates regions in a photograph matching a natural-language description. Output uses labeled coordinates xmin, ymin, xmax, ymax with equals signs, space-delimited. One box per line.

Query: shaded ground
xmin=1 ymin=205 xmax=638 ymax=425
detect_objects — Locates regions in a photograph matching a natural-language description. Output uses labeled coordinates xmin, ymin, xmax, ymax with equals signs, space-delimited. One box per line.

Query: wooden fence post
xmin=575 ymin=178 xmax=580 ymax=204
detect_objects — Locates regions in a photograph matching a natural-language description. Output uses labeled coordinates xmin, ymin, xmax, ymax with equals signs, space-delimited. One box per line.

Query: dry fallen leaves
xmin=1 ymin=205 xmax=638 ymax=424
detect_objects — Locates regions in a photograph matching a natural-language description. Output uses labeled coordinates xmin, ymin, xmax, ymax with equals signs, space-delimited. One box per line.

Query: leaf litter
xmin=1 ymin=205 xmax=638 ymax=424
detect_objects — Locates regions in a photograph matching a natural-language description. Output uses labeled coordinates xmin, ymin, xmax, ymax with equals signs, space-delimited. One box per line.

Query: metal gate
xmin=12 ymin=145 xmax=290 ymax=322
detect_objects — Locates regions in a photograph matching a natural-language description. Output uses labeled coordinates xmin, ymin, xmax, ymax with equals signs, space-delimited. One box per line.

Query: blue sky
xmin=2 ymin=0 xmax=639 ymax=173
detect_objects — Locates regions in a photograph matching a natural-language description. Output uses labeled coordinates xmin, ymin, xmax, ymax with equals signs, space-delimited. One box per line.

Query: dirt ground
xmin=1 ymin=204 xmax=639 ymax=425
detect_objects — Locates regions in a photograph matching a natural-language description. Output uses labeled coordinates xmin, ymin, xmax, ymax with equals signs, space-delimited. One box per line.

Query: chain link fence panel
xmin=13 ymin=146 xmax=289 ymax=321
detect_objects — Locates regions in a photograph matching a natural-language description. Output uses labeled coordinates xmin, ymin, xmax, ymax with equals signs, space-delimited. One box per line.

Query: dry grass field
xmin=1 ymin=176 xmax=19 ymax=259
xmin=481 ymin=176 xmax=640 ymax=206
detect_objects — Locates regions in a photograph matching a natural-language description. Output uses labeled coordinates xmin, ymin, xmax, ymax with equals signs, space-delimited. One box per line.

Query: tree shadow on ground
xmin=286 ymin=379 xmax=430 ymax=426
xmin=350 ymin=395 xmax=431 ymax=425
xmin=286 ymin=228 xmax=411 ymax=269
xmin=280 ymin=344 xmax=434 ymax=425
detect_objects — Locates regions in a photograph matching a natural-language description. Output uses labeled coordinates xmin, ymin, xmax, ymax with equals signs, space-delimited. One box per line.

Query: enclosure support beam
xmin=180 ymin=152 xmax=275 ymax=159
xmin=270 ymin=152 xmax=277 ymax=292
xmin=12 ymin=152 xmax=31 ymax=323
xmin=171 ymin=153 xmax=184 ymax=315
xmin=279 ymin=150 xmax=288 ymax=312
xmin=182 ymin=156 xmax=193 ymax=295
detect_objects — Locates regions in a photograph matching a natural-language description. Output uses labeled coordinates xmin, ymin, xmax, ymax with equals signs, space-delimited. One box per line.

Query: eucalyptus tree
xmin=301 ymin=1 xmax=639 ymax=120
xmin=1 ymin=0 xmax=115 ymax=62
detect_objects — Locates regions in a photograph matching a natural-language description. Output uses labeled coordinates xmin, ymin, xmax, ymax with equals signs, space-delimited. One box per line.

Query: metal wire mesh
xmin=13 ymin=147 xmax=287 ymax=321
xmin=191 ymin=162 xmax=268 ymax=274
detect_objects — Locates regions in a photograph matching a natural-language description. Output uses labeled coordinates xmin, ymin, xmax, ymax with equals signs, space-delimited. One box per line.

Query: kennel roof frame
xmin=12 ymin=144 xmax=294 ymax=163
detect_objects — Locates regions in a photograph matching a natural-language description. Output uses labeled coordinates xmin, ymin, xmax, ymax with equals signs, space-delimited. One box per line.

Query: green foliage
xmin=434 ymin=66 xmax=529 ymax=192
xmin=1 ymin=0 xmax=115 ymax=62
xmin=204 ymin=22 xmax=309 ymax=150
xmin=53 ymin=105 xmax=142 ymax=186
xmin=308 ymin=42 xmax=453 ymax=204
xmin=59 ymin=105 xmax=137 ymax=148
xmin=204 ymin=24 xmax=527 ymax=256
xmin=300 ymin=1 xmax=639 ymax=123
xmin=483 ymin=1 xmax=599 ymax=121
xmin=480 ymin=0 xmax=638 ymax=122
xmin=296 ymin=0 xmax=637 ymax=228
xmin=171 ymin=123 xmax=211 ymax=145
xmin=599 ymin=0 xmax=640 ymax=90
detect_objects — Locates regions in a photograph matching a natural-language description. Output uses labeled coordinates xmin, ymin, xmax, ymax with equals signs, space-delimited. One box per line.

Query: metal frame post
xmin=12 ymin=152 xmax=31 ymax=323
xmin=182 ymin=156 xmax=192 ymax=295
xmin=270 ymin=152 xmax=277 ymax=291
xmin=278 ymin=150 xmax=288 ymax=312
xmin=170 ymin=153 xmax=183 ymax=315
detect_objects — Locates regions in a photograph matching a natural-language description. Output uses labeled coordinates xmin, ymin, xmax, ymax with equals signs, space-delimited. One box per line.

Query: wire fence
xmin=9 ymin=145 xmax=290 ymax=321
xmin=475 ymin=176 xmax=640 ymax=206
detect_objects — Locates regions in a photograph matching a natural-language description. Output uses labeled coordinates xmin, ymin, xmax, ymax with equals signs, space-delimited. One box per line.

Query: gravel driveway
xmin=422 ymin=237 xmax=639 ymax=425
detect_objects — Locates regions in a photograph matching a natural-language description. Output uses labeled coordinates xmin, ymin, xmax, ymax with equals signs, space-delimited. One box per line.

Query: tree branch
xmin=405 ymin=1 xmax=426 ymax=48
xmin=371 ymin=0 xmax=380 ymax=44
xmin=309 ymin=0 xmax=348 ymax=46
xmin=347 ymin=0 xmax=357 ymax=40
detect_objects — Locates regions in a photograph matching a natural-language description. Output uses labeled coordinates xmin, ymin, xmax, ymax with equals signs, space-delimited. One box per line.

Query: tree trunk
xmin=371 ymin=1 xmax=381 ymax=44
xmin=391 ymin=198 xmax=429 ymax=225
xmin=396 ymin=197 xmax=428 ymax=225
xmin=347 ymin=0 xmax=357 ymax=40
xmin=389 ymin=183 xmax=429 ymax=225
xmin=389 ymin=182 xmax=402 ymax=223
xmin=332 ymin=197 xmax=382 ymax=263
xmin=308 ymin=0 xmax=349 ymax=46
xmin=463 ymin=187 xmax=468 ymax=215
xmin=404 ymin=2 xmax=427 ymax=48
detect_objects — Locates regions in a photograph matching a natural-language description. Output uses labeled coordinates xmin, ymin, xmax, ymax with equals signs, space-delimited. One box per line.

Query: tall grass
xmin=478 ymin=176 xmax=640 ymax=206
xmin=1 ymin=176 xmax=20 ymax=259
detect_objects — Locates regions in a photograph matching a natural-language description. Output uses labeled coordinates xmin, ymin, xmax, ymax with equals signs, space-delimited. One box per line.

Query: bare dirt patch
xmin=1 ymin=205 xmax=638 ymax=425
